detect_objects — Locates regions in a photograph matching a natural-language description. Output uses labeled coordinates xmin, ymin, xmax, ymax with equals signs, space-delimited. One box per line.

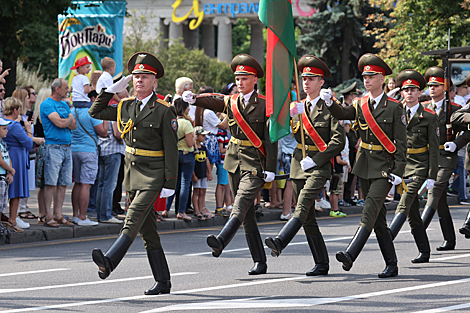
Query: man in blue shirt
xmin=40 ymin=78 xmax=77 ymax=227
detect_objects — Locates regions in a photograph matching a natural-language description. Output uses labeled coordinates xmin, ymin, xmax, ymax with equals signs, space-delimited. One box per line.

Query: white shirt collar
xmin=407 ymin=103 xmax=420 ymax=119
xmin=307 ymin=95 xmax=321 ymax=110
xmin=369 ymin=92 xmax=385 ymax=108
xmin=241 ymin=90 xmax=255 ymax=104
xmin=432 ymin=98 xmax=444 ymax=114
xmin=137 ymin=92 xmax=154 ymax=111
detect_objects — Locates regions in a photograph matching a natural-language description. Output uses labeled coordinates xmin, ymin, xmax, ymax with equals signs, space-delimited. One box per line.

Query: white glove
xmin=388 ymin=173 xmax=402 ymax=186
xmin=444 ymin=141 xmax=457 ymax=153
xmin=290 ymin=102 xmax=304 ymax=117
xmin=263 ymin=171 xmax=275 ymax=183
xmin=320 ymin=89 xmax=332 ymax=107
xmin=105 ymin=75 xmax=132 ymax=94
xmin=300 ymin=156 xmax=316 ymax=171
xmin=159 ymin=188 xmax=175 ymax=198
xmin=426 ymin=179 xmax=435 ymax=190
xmin=387 ymin=87 xmax=401 ymax=97
xmin=182 ymin=90 xmax=195 ymax=104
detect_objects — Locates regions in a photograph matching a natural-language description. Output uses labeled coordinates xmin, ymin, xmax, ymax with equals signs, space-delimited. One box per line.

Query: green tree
xmin=297 ymin=0 xmax=391 ymax=86
xmin=0 ymin=0 xmax=75 ymax=95
xmin=232 ymin=18 xmax=252 ymax=57
xmin=373 ymin=0 xmax=470 ymax=74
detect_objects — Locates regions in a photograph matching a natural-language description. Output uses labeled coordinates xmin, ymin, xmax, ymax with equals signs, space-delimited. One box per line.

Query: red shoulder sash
xmin=231 ymin=94 xmax=266 ymax=157
xmin=301 ymin=102 xmax=327 ymax=152
xmin=361 ymin=96 xmax=396 ymax=154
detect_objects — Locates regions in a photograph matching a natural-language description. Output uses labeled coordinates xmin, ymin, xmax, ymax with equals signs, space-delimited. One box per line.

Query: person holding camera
xmin=264 ymin=55 xmax=345 ymax=276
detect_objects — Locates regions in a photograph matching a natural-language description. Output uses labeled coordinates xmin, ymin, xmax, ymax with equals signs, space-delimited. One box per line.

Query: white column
xmin=250 ymin=21 xmax=265 ymax=66
xmin=159 ymin=18 xmax=169 ymax=50
xmin=164 ymin=18 xmax=183 ymax=45
xmin=213 ymin=16 xmax=232 ymax=64
xmin=184 ymin=20 xmax=199 ymax=50
xmin=201 ymin=22 xmax=215 ymax=58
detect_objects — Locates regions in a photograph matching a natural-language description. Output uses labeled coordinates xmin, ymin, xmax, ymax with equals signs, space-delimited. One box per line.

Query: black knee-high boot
xmin=336 ymin=227 xmax=370 ymax=271
xmin=92 ymin=234 xmax=132 ymax=279
xmin=145 ymin=248 xmax=171 ymax=295
xmin=306 ymin=233 xmax=329 ymax=276
xmin=246 ymin=231 xmax=267 ymax=275
xmin=459 ymin=209 xmax=470 ymax=239
xmin=436 ymin=216 xmax=456 ymax=251
xmin=265 ymin=217 xmax=302 ymax=257
xmin=411 ymin=225 xmax=430 ymax=263
xmin=206 ymin=217 xmax=241 ymax=257
xmin=421 ymin=206 xmax=436 ymax=230
xmin=376 ymin=230 xmax=399 ymax=278
xmin=389 ymin=212 xmax=407 ymax=240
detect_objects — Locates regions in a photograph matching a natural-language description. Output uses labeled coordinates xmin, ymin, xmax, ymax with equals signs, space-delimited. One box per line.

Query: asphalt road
xmin=1 ymin=207 xmax=470 ymax=313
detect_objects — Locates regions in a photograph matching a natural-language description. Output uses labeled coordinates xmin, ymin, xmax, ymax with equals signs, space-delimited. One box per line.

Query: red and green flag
xmin=259 ymin=0 xmax=297 ymax=142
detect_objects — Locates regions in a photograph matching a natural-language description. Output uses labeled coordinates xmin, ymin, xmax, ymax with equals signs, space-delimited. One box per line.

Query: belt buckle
xmin=368 ymin=143 xmax=373 ymax=150
xmin=236 ymin=138 xmax=241 ymax=145
xmin=131 ymin=147 xmax=136 ymax=155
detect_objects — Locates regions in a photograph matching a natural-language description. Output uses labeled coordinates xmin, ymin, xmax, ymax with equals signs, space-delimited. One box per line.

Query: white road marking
xmin=140 ymin=277 xmax=470 ymax=312
xmin=0 ymin=268 xmax=70 ymax=277
xmin=0 ymin=275 xmax=309 ymax=312
xmin=412 ymin=302 xmax=470 ymax=312
xmin=183 ymin=236 xmax=352 ymax=256
xmin=431 ymin=253 xmax=470 ymax=261
xmin=0 ymin=272 xmax=197 ymax=294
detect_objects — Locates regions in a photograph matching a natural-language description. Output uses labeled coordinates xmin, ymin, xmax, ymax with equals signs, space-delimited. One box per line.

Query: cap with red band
xmin=127 ymin=52 xmax=164 ymax=79
xmin=133 ymin=63 xmax=158 ymax=75
xmin=234 ymin=64 xmax=258 ymax=76
xmin=358 ymin=53 xmax=392 ymax=76
xmin=396 ymin=69 xmax=426 ymax=90
xmin=230 ymin=54 xmax=264 ymax=78
xmin=424 ymin=67 xmax=445 ymax=86
xmin=298 ymin=55 xmax=330 ymax=78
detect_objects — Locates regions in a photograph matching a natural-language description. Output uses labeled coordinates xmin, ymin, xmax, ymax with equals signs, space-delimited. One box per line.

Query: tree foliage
xmin=297 ymin=0 xmax=391 ymax=87
xmin=373 ymin=0 xmax=470 ymax=75
xmin=0 ymin=0 xmax=74 ymax=95
xmin=123 ymin=11 xmax=234 ymax=96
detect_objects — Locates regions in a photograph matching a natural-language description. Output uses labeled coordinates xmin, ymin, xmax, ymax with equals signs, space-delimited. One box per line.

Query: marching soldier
xmin=89 ymin=52 xmax=177 ymax=295
xmin=324 ymin=53 xmax=407 ymax=278
xmin=264 ymin=56 xmax=345 ymax=276
xmin=420 ymin=67 xmax=470 ymax=251
xmin=449 ymin=73 xmax=470 ymax=240
xmin=388 ymin=69 xmax=439 ymax=263
xmin=183 ymin=54 xmax=278 ymax=275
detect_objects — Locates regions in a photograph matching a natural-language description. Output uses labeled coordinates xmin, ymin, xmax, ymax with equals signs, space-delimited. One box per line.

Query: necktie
xmin=433 ymin=103 xmax=437 ymax=113
xmin=369 ymin=99 xmax=376 ymax=113
xmin=407 ymin=109 xmax=411 ymax=124
xmin=241 ymin=98 xmax=246 ymax=110
xmin=136 ymin=100 xmax=143 ymax=116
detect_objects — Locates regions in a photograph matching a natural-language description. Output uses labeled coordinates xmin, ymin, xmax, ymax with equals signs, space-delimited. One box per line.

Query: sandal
xmin=201 ymin=207 xmax=215 ymax=218
xmin=177 ymin=213 xmax=192 ymax=222
xmin=19 ymin=211 xmax=38 ymax=219
xmin=44 ymin=218 xmax=59 ymax=227
xmin=161 ymin=211 xmax=169 ymax=218
xmin=54 ymin=216 xmax=74 ymax=226
xmin=155 ymin=212 xmax=165 ymax=222
xmin=194 ymin=212 xmax=206 ymax=221
xmin=37 ymin=215 xmax=46 ymax=224
xmin=6 ymin=221 xmax=24 ymax=232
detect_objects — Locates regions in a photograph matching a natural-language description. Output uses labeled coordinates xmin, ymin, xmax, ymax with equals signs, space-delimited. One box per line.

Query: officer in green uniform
xmin=449 ymin=73 xmax=470 ymax=240
xmin=88 ymin=52 xmax=178 ymax=295
xmin=264 ymin=56 xmax=345 ymax=276
xmin=420 ymin=67 xmax=470 ymax=251
xmin=339 ymin=81 xmax=361 ymax=205
xmin=325 ymin=53 xmax=407 ymax=278
xmin=388 ymin=69 xmax=439 ymax=263
xmin=183 ymin=54 xmax=278 ymax=275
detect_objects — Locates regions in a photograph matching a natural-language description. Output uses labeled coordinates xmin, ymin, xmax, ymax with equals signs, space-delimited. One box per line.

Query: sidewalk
xmin=0 ymin=180 xmax=461 ymax=245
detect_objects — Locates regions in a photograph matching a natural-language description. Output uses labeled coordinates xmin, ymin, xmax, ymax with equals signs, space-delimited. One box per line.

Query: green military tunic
xmin=291 ymin=98 xmax=345 ymax=235
xmin=327 ymin=93 xmax=407 ymax=235
xmin=421 ymin=100 xmax=470 ymax=219
xmin=395 ymin=104 xmax=439 ymax=229
xmin=89 ymin=91 xmax=178 ymax=249
xmin=195 ymin=91 xmax=277 ymax=233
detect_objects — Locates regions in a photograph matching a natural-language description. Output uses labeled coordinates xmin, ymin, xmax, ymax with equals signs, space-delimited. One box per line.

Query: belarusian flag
xmin=259 ymin=0 xmax=297 ymax=142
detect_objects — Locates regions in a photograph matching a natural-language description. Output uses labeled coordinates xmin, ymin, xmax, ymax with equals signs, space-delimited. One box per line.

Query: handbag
xmin=74 ymin=108 xmax=101 ymax=156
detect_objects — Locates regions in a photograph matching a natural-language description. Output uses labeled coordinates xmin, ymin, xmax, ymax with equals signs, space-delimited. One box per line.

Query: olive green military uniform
xmin=196 ymin=54 xmax=277 ymax=275
xmin=420 ymin=67 xmax=470 ymax=251
xmin=89 ymin=52 xmax=175 ymax=296
xmin=328 ymin=53 xmax=406 ymax=278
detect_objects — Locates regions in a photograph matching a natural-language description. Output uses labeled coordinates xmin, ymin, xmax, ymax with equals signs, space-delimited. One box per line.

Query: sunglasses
xmin=0 ymin=89 xmax=4 ymax=92
xmin=30 ymin=92 xmax=36 ymax=96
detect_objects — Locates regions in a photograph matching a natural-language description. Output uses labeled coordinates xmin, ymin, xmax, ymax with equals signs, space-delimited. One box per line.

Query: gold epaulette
xmin=292 ymin=120 xmax=300 ymax=134
xmin=121 ymin=96 xmax=135 ymax=102
xmin=157 ymin=99 xmax=170 ymax=107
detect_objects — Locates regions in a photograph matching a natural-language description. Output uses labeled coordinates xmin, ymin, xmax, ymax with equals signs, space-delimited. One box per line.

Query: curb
xmin=1 ymin=196 xmax=461 ymax=245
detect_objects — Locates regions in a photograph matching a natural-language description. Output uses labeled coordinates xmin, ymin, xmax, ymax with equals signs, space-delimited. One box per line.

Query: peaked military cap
xmin=396 ymin=69 xmax=426 ymax=90
xmin=127 ymin=52 xmax=164 ymax=79
xmin=454 ymin=78 xmax=467 ymax=88
xmin=231 ymin=54 xmax=264 ymax=78
xmin=424 ymin=67 xmax=445 ymax=86
xmin=358 ymin=53 xmax=392 ymax=76
xmin=298 ymin=55 xmax=331 ymax=78
xmin=339 ymin=81 xmax=358 ymax=95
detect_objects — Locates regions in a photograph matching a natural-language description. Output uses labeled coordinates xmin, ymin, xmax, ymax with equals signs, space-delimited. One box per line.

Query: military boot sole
xmin=265 ymin=237 xmax=282 ymax=257
xmin=378 ymin=265 xmax=398 ymax=278
xmin=207 ymin=235 xmax=224 ymax=258
xmin=459 ymin=226 xmax=470 ymax=239
xmin=336 ymin=251 xmax=353 ymax=271
xmin=92 ymin=249 xmax=112 ymax=280
xmin=144 ymin=281 xmax=171 ymax=295
xmin=306 ymin=264 xmax=329 ymax=276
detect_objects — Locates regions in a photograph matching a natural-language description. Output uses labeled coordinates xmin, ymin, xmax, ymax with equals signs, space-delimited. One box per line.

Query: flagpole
xmin=293 ymin=56 xmax=306 ymax=159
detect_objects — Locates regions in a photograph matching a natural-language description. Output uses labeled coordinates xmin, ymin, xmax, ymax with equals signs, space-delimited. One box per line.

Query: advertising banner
xmin=58 ymin=1 xmax=126 ymax=86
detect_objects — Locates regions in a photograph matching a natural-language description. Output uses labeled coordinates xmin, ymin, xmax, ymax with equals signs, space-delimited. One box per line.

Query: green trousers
xmin=121 ymin=189 xmax=161 ymax=250
xmin=359 ymin=177 xmax=391 ymax=236
xmin=292 ymin=174 xmax=328 ymax=236
xmin=395 ymin=177 xmax=426 ymax=229
xmin=426 ymin=166 xmax=454 ymax=219
xmin=229 ymin=169 xmax=265 ymax=234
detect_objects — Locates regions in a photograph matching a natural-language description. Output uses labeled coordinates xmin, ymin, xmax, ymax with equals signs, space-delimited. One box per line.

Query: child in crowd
xmin=192 ymin=126 xmax=213 ymax=220
xmin=70 ymin=56 xmax=94 ymax=108
xmin=0 ymin=118 xmax=14 ymax=235
xmin=215 ymin=113 xmax=232 ymax=217
xmin=96 ymin=57 xmax=121 ymax=104
xmin=329 ymin=153 xmax=348 ymax=217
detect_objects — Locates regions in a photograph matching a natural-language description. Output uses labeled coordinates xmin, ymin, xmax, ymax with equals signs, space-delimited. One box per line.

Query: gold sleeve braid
xmin=117 ymin=99 xmax=134 ymax=139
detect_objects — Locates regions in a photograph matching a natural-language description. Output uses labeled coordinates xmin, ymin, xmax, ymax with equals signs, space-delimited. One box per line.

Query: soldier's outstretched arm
xmin=326 ymin=98 xmax=356 ymax=121
xmin=89 ymin=91 xmax=118 ymax=121
xmin=192 ymin=94 xmax=227 ymax=113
